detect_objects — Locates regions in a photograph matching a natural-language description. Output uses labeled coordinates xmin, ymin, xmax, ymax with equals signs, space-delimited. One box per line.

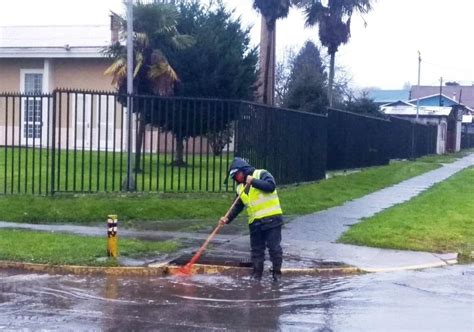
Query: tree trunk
xmin=172 ymin=133 xmax=186 ymax=167
xmin=134 ymin=111 xmax=146 ymax=173
xmin=328 ymin=51 xmax=336 ymax=108
xmin=259 ymin=17 xmax=276 ymax=106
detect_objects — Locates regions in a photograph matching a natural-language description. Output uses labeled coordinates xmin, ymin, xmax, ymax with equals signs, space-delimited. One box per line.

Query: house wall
xmin=0 ymin=58 xmax=44 ymax=91
xmin=52 ymin=58 xmax=114 ymax=91
xmin=0 ymin=58 xmax=114 ymax=92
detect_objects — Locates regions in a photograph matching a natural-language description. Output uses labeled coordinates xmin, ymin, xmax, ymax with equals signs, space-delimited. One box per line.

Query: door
xmin=20 ymin=71 xmax=47 ymax=146
xmin=97 ymin=95 xmax=116 ymax=150
xmin=74 ymin=93 xmax=92 ymax=149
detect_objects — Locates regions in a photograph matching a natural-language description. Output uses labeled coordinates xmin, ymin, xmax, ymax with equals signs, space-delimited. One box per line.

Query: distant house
xmin=410 ymin=85 xmax=474 ymax=110
xmin=381 ymin=104 xmax=462 ymax=154
xmin=367 ymin=89 xmax=410 ymax=106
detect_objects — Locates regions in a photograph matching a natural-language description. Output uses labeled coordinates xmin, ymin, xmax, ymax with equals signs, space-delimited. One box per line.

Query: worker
xmin=220 ymin=157 xmax=284 ymax=282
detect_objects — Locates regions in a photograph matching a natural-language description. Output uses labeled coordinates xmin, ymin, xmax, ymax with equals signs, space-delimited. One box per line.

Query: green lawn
xmin=0 ymin=152 xmax=468 ymax=232
xmin=0 ymin=147 xmax=234 ymax=194
xmin=0 ymin=229 xmax=179 ymax=266
xmin=339 ymin=167 xmax=474 ymax=259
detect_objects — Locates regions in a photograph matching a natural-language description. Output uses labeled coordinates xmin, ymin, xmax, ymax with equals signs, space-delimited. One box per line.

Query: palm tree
xmin=293 ymin=0 xmax=372 ymax=107
xmin=105 ymin=3 xmax=192 ymax=169
xmin=253 ymin=0 xmax=291 ymax=105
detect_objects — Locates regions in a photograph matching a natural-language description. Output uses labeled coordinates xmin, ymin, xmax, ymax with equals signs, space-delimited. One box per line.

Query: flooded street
xmin=1 ymin=264 xmax=473 ymax=331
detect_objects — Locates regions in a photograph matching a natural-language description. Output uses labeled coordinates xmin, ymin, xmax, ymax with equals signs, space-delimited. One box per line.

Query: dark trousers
xmin=249 ymin=220 xmax=283 ymax=271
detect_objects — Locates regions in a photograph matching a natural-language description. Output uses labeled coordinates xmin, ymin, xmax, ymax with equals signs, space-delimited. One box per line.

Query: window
xmin=24 ymin=73 xmax=43 ymax=94
xmin=21 ymin=71 xmax=43 ymax=140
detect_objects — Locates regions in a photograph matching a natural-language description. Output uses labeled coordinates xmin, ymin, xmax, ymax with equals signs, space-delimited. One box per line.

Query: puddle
xmin=0 ymin=264 xmax=472 ymax=330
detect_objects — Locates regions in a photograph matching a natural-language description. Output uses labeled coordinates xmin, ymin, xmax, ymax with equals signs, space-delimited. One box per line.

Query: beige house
xmin=0 ymin=24 xmax=117 ymax=92
xmin=0 ymin=24 xmax=122 ymax=149
xmin=0 ymin=23 xmax=211 ymax=154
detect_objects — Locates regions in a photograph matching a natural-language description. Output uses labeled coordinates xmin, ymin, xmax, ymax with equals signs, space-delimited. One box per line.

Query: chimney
xmin=452 ymin=92 xmax=456 ymax=102
xmin=110 ymin=14 xmax=120 ymax=44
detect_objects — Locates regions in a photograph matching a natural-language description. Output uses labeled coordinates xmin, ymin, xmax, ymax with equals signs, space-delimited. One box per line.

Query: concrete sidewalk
xmin=280 ymin=152 xmax=473 ymax=272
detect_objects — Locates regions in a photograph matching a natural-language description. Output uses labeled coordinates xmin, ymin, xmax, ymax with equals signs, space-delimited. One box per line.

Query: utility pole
xmin=412 ymin=51 xmax=422 ymax=160
xmin=416 ymin=51 xmax=421 ymax=120
xmin=439 ymin=77 xmax=443 ymax=106
xmin=125 ymin=0 xmax=135 ymax=191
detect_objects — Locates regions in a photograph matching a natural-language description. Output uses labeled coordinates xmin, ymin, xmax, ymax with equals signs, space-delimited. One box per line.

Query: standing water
xmin=0 ymin=264 xmax=473 ymax=330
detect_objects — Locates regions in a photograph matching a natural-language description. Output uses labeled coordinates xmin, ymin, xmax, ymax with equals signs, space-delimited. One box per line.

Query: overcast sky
xmin=1 ymin=0 xmax=473 ymax=90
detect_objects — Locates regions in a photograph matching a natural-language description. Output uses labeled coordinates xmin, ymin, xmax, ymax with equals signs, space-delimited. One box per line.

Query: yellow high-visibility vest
xmin=236 ymin=169 xmax=283 ymax=224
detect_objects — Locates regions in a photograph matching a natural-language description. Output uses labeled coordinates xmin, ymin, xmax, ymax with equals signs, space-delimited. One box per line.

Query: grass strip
xmin=0 ymin=229 xmax=179 ymax=266
xmin=339 ymin=167 xmax=474 ymax=259
xmin=0 ymin=152 xmax=468 ymax=232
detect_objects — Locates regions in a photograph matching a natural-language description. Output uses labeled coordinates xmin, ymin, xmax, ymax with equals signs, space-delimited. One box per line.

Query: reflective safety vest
xmin=236 ymin=169 xmax=283 ymax=224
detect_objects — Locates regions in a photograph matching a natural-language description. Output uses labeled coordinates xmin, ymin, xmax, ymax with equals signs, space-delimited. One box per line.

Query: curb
xmin=0 ymin=261 xmax=167 ymax=277
xmin=0 ymin=260 xmax=361 ymax=277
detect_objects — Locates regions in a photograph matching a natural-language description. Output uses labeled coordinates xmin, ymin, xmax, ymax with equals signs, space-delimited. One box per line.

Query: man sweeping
xmin=220 ymin=157 xmax=284 ymax=282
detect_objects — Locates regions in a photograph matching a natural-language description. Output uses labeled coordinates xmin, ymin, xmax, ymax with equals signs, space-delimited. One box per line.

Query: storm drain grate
xmin=169 ymin=253 xmax=252 ymax=268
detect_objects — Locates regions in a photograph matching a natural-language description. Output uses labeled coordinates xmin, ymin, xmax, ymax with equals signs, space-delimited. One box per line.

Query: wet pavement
xmin=1 ymin=264 xmax=473 ymax=331
xmin=279 ymin=153 xmax=474 ymax=271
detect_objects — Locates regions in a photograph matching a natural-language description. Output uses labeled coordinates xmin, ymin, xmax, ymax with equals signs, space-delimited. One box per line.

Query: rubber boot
xmin=272 ymin=263 xmax=282 ymax=282
xmin=251 ymin=262 xmax=264 ymax=281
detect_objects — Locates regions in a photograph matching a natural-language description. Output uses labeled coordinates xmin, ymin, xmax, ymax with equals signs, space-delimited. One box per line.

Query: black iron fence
xmin=236 ymin=103 xmax=327 ymax=184
xmin=0 ymin=89 xmax=327 ymax=194
xmin=327 ymin=109 xmax=390 ymax=170
xmin=387 ymin=116 xmax=438 ymax=159
xmin=327 ymin=109 xmax=438 ymax=170
xmin=0 ymin=89 xmax=447 ymax=195
xmin=461 ymin=131 xmax=474 ymax=149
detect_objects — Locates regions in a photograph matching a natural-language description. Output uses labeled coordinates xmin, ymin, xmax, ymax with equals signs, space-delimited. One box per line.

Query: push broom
xmin=176 ymin=183 xmax=250 ymax=276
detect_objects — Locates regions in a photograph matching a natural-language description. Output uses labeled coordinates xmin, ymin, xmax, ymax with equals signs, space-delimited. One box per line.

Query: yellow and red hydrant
xmin=107 ymin=214 xmax=118 ymax=258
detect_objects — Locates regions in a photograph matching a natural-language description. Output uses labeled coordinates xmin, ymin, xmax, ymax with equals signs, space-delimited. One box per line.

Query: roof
xmin=381 ymin=105 xmax=453 ymax=117
xmin=411 ymin=85 xmax=474 ymax=110
xmin=0 ymin=25 xmax=111 ymax=58
xmin=381 ymin=100 xmax=415 ymax=107
xmin=368 ymin=90 xmax=410 ymax=103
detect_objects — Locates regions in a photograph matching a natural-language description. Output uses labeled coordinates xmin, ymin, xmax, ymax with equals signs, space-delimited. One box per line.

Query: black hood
xmin=224 ymin=157 xmax=255 ymax=184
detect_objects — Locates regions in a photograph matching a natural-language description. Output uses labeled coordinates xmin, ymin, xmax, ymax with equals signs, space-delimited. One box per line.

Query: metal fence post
xmin=50 ymin=90 xmax=57 ymax=195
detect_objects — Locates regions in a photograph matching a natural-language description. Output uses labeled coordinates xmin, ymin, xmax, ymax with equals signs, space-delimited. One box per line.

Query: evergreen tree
xmin=344 ymin=97 xmax=382 ymax=117
xmin=283 ymin=41 xmax=328 ymax=113
xmin=167 ymin=1 xmax=258 ymax=100
xmin=165 ymin=1 xmax=258 ymax=157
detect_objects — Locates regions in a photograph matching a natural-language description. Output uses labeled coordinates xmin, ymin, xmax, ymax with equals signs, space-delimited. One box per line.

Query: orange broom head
xmin=170 ymin=264 xmax=193 ymax=276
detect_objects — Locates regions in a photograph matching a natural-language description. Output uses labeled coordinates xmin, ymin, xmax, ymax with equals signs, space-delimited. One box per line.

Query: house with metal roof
xmin=411 ymin=85 xmax=474 ymax=110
